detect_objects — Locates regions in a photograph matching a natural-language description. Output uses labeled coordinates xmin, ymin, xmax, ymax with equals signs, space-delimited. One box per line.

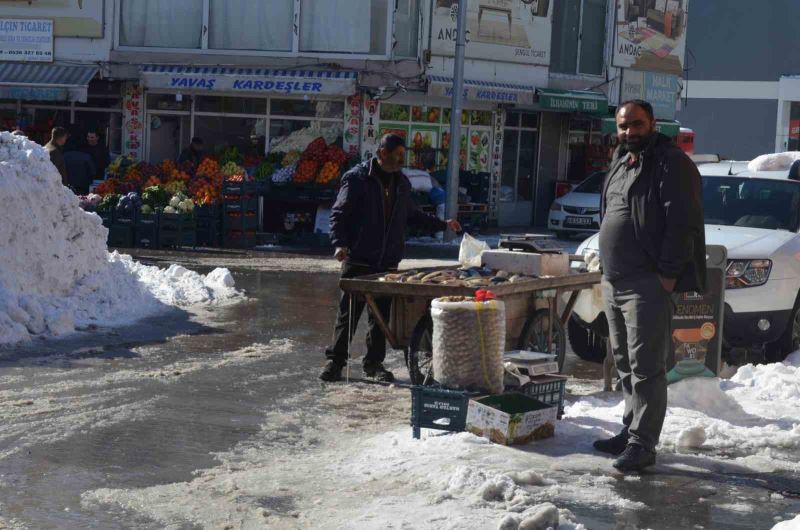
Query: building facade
xmin=675 ymin=0 xmax=800 ymax=160
xmin=0 ymin=0 xmax=690 ymax=228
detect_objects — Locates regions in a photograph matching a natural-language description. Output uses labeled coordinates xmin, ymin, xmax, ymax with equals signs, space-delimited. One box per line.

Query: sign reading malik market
xmin=141 ymin=67 xmax=357 ymax=97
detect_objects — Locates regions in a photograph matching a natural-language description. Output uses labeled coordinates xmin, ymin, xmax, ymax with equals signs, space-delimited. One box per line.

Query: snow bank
xmin=773 ymin=515 xmax=800 ymax=530
xmin=0 ymin=132 xmax=239 ymax=346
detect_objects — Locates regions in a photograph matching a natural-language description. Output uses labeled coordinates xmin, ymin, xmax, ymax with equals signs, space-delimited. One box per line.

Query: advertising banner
xmin=613 ymin=0 xmax=689 ymax=75
xmin=620 ymin=70 xmax=679 ymax=120
xmin=431 ymin=0 xmax=552 ymax=66
xmin=0 ymin=18 xmax=53 ymax=62
xmin=0 ymin=0 xmax=103 ymax=38
xmin=122 ymin=82 xmax=144 ymax=160
xmin=668 ymin=245 xmax=726 ymax=381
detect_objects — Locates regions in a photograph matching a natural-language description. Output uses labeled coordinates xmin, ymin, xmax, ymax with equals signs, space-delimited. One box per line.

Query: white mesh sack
xmin=431 ymin=296 xmax=505 ymax=394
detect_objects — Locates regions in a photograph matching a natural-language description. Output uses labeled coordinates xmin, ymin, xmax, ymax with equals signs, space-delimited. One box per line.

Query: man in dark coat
xmin=594 ymin=99 xmax=706 ymax=472
xmin=44 ymin=127 xmax=69 ymax=185
xmin=81 ymin=129 xmax=110 ymax=179
xmin=64 ymin=149 xmax=96 ymax=195
xmin=177 ymin=137 xmax=205 ymax=167
xmin=320 ymin=134 xmax=461 ymax=383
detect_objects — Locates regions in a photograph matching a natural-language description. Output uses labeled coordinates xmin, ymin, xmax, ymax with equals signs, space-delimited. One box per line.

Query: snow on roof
xmin=747 ymin=152 xmax=800 ymax=173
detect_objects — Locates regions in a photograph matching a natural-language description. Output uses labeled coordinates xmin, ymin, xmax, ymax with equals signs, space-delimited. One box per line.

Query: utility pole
xmin=444 ymin=0 xmax=467 ymax=242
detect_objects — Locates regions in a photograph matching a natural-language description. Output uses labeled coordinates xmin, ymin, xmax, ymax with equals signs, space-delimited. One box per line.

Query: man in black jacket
xmin=594 ymin=100 xmax=705 ymax=472
xmin=81 ymin=129 xmax=110 ymax=180
xmin=45 ymin=127 xmax=69 ymax=186
xmin=320 ymin=134 xmax=461 ymax=382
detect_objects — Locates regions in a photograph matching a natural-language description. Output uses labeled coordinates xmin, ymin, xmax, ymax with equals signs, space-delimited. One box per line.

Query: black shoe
xmin=612 ymin=444 xmax=656 ymax=472
xmin=593 ymin=432 xmax=629 ymax=456
xmin=363 ymin=361 xmax=395 ymax=383
xmin=319 ymin=360 xmax=344 ymax=382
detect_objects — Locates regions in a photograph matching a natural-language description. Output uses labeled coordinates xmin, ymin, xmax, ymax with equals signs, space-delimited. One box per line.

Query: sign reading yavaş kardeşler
xmin=0 ymin=18 xmax=54 ymax=62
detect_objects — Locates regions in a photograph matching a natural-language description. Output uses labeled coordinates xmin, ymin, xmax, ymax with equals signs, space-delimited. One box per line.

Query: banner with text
xmin=0 ymin=18 xmax=53 ymax=62
xmin=613 ymin=0 xmax=689 ymax=75
xmin=431 ymin=0 xmax=552 ymax=66
xmin=620 ymin=70 xmax=679 ymax=120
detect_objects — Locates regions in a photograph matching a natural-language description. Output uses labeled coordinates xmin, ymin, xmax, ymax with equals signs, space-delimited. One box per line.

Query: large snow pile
xmin=0 ymin=131 xmax=238 ymax=345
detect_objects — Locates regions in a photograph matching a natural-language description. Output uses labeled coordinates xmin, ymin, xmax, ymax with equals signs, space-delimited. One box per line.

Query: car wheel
xmin=518 ymin=309 xmax=567 ymax=372
xmin=567 ymin=315 xmax=608 ymax=363
xmin=765 ymin=304 xmax=800 ymax=363
xmin=406 ymin=313 xmax=434 ymax=385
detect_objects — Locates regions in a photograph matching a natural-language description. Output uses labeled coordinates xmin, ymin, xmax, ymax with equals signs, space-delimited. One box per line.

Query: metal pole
xmin=444 ymin=0 xmax=468 ymax=242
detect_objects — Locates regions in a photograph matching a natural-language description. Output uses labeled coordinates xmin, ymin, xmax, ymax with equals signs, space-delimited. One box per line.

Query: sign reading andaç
xmin=0 ymin=18 xmax=53 ymax=62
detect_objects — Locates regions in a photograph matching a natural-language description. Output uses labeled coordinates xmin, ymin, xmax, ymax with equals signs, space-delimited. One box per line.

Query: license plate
xmin=565 ymin=216 xmax=592 ymax=226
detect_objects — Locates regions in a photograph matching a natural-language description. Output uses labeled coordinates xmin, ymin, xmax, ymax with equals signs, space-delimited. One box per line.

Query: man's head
xmin=51 ymin=127 xmax=68 ymax=147
xmin=190 ymin=137 xmax=204 ymax=153
xmin=377 ymin=134 xmax=406 ymax=173
xmin=86 ymin=129 xmax=99 ymax=146
xmin=615 ymin=99 xmax=656 ymax=154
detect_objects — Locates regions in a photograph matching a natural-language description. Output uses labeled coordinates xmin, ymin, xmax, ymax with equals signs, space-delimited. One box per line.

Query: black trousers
xmin=602 ymin=272 xmax=674 ymax=452
xmin=325 ymin=262 xmax=392 ymax=366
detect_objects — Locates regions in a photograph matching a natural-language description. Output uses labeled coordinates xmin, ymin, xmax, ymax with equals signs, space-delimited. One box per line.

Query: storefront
xmin=0 ymin=63 xmax=122 ymax=150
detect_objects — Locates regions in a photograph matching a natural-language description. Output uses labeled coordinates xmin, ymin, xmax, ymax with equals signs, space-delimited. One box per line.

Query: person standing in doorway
xmin=320 ymin=134 xmax=461 ymax=383
xmin=177 ymin=137 xmax=206 ymax=167
xmin=594 ymin=100 xmax=706 ymax=472
xmin=45 ymin=127 xmax=69 ymax=186
xmin=81 ymin=129 xmax=111 ymax=180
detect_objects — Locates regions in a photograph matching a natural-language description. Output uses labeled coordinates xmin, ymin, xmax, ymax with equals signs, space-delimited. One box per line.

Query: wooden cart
xmin=340 ymin=268 xmax=601 ymax=385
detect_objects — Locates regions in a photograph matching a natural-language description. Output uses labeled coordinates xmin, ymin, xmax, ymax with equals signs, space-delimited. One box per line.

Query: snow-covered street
xmin=1 ymin=254 xmax=799 ymax=529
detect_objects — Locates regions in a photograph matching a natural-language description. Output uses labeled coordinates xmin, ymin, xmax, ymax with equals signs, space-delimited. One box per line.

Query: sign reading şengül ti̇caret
xmin=0 ymin=18 xmax=53 ymax=62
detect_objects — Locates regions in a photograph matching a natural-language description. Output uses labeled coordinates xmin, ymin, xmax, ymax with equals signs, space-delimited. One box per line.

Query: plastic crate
xmin=410 ymin=386 xmax=471 ymax=439
xmin=107 ymin=224 xmax=134 ymax=248
xmin=97 ymin=210 xmax=113 ymax=228
xmin=196 ymin=219 xmax=221 ymax=247
xmin=222 ymin=180 xmax=258 ymax=195
xmin=159 ymin=212 xmax=196 ymax=248
xmin=223 ymin=197 xmax=259 ymax=213
xmin=136 ymin=213 xmax=160 ymax=249
xmin=519 ymin=375 xmax=567 ymax=418
xmin=223 ymin=229 xmax=257 ymax=249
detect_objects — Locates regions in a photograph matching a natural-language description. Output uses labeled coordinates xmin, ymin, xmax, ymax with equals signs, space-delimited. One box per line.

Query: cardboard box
xmin=466 ymin=393 xmax=557 ymax=445
xmin=480 ymin=250 xmax=569 ymax=277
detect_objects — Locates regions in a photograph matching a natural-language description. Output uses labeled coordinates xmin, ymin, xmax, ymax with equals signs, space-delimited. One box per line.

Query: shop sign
xmin=122 ymin=82 xmax=144 ymax=160
xmin=344 ymin=95 xmax=362 ymax=159
xmin=142 ymin=72 xmax=355 ymax=97
xmin=621 ymin=70 xmax=679 ymax=120
xmin=0 ymin=85 xmax=67 ymax=101
xmin=539 ymin=90 xmax=608 ymax=114
xmin=361 ymin=98 xmax=380 ymax=161
xmin=432 ymin=84 xmax=531 ymax=105
xmin=613 ymin=0 xmax=690 ymax=76
xmin=431 ymin=1 xmax=552 ymax=66
xmin=0 ymin=18 xmax=53 ymax=62
xmin=790 ymin=120 xmax=800 ymax=140
xmin=488 ymin=110 xmax=505 ymax=220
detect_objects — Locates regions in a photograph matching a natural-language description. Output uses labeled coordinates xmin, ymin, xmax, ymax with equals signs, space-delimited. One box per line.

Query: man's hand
xmin=658 ymin=275 xmax=676 ymax=293
xmin=334 ymin=247 xmax=349 ymax=262
xmin=446 ymin=219 xmax=462 ymax=233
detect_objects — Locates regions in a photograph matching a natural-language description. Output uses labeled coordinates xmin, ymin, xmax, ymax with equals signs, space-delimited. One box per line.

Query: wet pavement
xmin=0 ymin=249 xmax=798 ymax=529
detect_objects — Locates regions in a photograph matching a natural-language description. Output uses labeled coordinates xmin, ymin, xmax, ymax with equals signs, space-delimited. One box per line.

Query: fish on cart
xmin=377 ymin=268 xmax=538 ymax=286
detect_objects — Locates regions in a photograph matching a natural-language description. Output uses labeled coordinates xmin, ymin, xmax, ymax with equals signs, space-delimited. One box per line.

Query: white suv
xmin=570 ymin=159 xmax=800 ymax=363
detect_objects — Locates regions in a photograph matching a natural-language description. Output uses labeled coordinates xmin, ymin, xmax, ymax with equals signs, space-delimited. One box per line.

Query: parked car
xmin=569 ymin=158 xmax=800 ymax=364
xmin=548 ymin=171 xmax=604 ymax=239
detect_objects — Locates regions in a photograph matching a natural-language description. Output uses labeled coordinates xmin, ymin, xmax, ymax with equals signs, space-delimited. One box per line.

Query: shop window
xmin=270 ymin=99 xmax=345 ymax=119
xmin=395 ymin=0 xmax=420 ymax=58
xmin=300 ymin=0 xmax=388 ymax=55
xmin=196 ymin=96 xmax=267 ymax=115
xmin=502 ymin=113 xmax=539 ymax=203
xmin=119 ymin=0 xmax=203 ymax=49
xmin=194 ymin=116 xmax=267 ymax=159
xmin=551 ymin=0 xmax=607 ymax=76
xmin=567 ymin=118 xmax=608 ymax=182
xmin=146 ymin=94 xmax=191 ymax=112
xmin=148 ymin=115 xmax=191 ymax=164
xmin=209 ymin=0 xmax=293 ymax=51
xmin=75 ymin=96 xmax=122 ymax=109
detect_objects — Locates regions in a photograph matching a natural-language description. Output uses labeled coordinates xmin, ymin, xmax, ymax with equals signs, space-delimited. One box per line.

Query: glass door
xmin=499 ymin=111 xmax=539 ymax=226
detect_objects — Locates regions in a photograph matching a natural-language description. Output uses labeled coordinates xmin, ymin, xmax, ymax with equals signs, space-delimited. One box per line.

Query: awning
xmin=601 ymin=118 xmax=681 ymax=137
xmin=140 ymin=65 xmax=358 ymax=97
xmin=537 ymin=88 xmax=609 ymax=114
xmin=427 ymin=75 xmax=534 ymax=105
xmin=0 ymin=62 xmax=98 ymax=102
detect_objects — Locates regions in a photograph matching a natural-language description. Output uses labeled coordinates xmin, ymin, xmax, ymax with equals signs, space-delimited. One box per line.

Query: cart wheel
xmin=518 ymin=309 xmax=567 ymax=373
xmin=406 ymin=313 xmax=434 ymax=386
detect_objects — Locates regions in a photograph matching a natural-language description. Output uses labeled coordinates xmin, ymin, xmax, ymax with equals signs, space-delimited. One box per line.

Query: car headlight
xmin=550 ymin=201 xmax=562 ymax=212
xmin=726 ymin=259 xmax=772 ymax=289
